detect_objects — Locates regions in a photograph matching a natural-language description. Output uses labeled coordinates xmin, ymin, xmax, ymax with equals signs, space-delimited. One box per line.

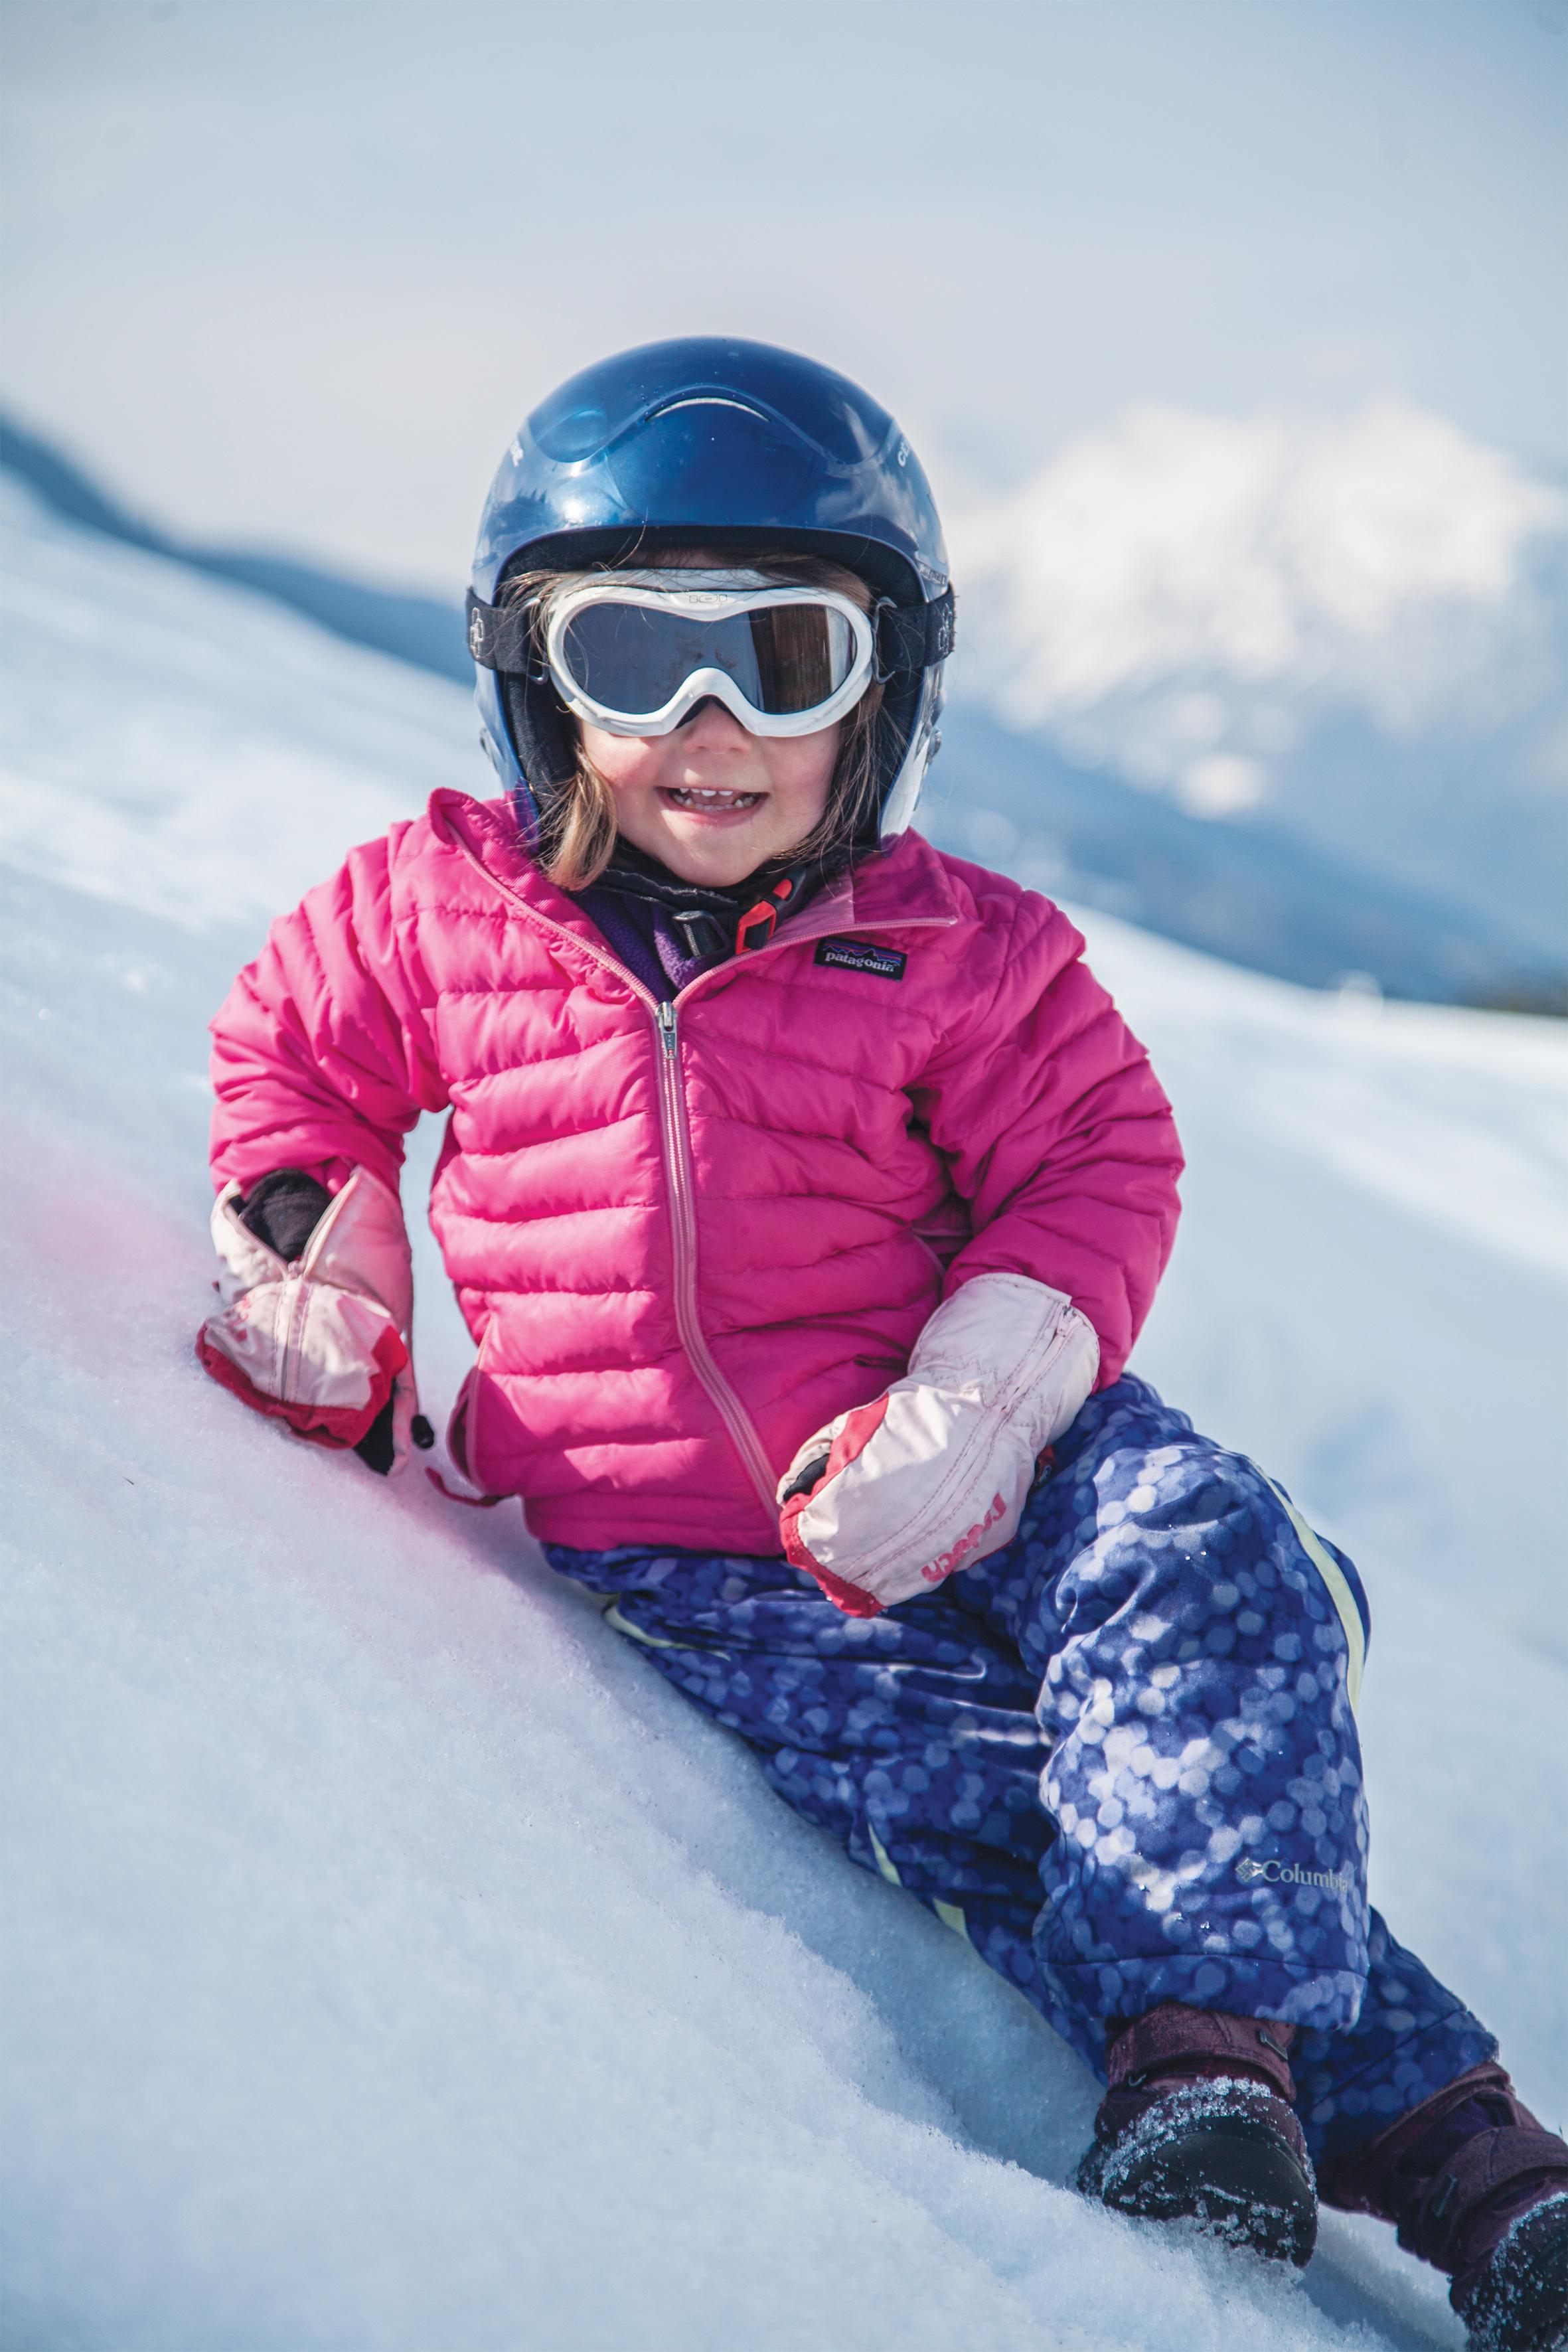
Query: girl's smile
xmin=660 ymin=785 xmax=762 ymax=815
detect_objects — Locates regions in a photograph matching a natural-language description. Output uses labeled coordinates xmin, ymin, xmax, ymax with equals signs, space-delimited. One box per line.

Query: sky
xmin=3 ymin=0 xmax=1565 ymax=589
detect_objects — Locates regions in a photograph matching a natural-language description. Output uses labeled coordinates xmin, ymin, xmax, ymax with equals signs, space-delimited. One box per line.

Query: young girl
xmin=199 ymin=338 xmax=1565 ymax=2347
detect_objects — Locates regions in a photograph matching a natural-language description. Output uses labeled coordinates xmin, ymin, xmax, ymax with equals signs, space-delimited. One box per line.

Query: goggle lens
xmin=557 ymin=599 xmax=857 ymax=721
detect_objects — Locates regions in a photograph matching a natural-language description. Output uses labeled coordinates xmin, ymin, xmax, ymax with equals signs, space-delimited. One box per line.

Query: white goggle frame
xmin=543 ymin=572 xmax=876 ymax=740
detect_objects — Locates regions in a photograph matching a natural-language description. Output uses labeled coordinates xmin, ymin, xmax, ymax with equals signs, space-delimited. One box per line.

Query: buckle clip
xmin=734 ymin=874 xmax=796 ymax=954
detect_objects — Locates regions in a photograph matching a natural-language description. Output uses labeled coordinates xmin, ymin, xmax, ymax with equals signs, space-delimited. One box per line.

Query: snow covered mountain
xmin=2 ymin=479 xmax=1565 ymax=2350
xmin=3 ymin=404 xmax=1563 ymax=1011
xmin=947 ymin=400 xmax=1568 ymax=962
xmin=921 ymin=703 xmax=1561 ymax=1008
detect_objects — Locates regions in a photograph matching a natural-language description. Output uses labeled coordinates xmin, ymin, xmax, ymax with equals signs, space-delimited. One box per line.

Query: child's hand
xmin=196 ymin=1168 xmax=421 ymax=1472
xmin=777 ymin=1274 xmax=1099 ymax=1616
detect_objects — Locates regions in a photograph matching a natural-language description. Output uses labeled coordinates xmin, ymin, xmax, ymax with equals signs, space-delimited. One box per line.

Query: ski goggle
xmin=542 ymin=572 xmax=876 ymax=738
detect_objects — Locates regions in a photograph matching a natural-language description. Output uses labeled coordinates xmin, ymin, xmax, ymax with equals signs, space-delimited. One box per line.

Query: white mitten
xmin=196 ymin=1168 xmax=420 ymax=1468
xmin=778 ymin=1273 xmax=1099 ymax=1616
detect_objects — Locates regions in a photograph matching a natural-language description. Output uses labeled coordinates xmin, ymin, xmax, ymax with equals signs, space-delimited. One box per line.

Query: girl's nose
xmin=676 ymin=696 xmax=751 ymax=743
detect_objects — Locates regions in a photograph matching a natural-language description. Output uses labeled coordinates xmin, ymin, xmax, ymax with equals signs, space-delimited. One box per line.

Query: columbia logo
xmin=1236 ymin=1857 xmax=1354 ymax=1895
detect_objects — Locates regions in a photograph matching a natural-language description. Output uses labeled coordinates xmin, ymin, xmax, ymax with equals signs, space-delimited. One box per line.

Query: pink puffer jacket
xmin=210 ymin=791 xmax=1182 ymax=1553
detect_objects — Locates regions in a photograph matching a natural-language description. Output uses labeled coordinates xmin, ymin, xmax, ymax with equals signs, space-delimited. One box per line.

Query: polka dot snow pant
xmin=544 ymin=1375 xmax=1495 ymax=2166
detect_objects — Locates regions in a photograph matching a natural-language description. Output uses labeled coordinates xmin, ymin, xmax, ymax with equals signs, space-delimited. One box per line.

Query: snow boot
xmin=1320 ymin=2063 xmax=1568 ymax=2351
xmin=1075 ymin=2003 xmax=1317 ymax=2266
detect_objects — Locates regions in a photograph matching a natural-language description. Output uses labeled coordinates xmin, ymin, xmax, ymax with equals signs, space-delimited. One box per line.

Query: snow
xmin=2 ymin=479 xmax=1565 ymax=2351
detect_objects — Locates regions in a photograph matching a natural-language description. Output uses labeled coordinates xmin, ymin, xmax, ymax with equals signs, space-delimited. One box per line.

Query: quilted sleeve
xmin=908 ymin=890 xmax=1183 ymax=1383
xmin=209 ymin=826 xmax=447 ymax=1197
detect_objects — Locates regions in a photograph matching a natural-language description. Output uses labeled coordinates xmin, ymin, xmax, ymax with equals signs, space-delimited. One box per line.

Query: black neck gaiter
xmin=571 ymin=840 xmax=832 ymax=1002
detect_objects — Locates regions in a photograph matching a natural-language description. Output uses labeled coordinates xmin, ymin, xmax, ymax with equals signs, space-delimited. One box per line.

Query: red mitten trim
xmin=779 ymin=1393 xmax=890 ymax=1615
xmin=778 ymin=1506 xmax=814 ymax=1574
xmin=823 ymin=1393 xmax=891 ymax=1480
xmin=803 ymin=1562 xmax=884 ymax=1619
xmin=195 ymin=1321 xmax=406 ymax=1450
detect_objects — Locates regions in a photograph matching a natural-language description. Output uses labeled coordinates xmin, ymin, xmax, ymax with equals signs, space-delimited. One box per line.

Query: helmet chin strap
xmin=730 ymin=870 xmax=803 ymax=954
xmin=672 ymin=868 xmax=803 ymax=959
xmin=501 ymin=668 xmax=579 ymax=807
xmin=588 ymin=838 xmax=819 ymax=959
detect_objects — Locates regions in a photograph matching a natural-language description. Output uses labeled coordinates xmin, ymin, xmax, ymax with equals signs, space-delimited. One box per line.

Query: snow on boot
xmin=1462 ymin=2201 xmax=1568 ymax=2352
xmin=1075 ymin=2003 xmax=1317 ymax=2268
xmin=1320 ymin=2061 xmax=1568 ymax=2350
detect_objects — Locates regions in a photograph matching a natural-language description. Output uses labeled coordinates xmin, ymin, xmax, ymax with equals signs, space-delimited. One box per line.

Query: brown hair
xmin=501 ymin=549 xmax=884 ymax=890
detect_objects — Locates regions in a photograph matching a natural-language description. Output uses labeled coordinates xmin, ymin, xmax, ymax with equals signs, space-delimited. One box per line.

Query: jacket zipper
xmin=445 ymin=824 xmax=954 ymax=1522
xmin=654 ymin=996 xmax=781 ymax=1520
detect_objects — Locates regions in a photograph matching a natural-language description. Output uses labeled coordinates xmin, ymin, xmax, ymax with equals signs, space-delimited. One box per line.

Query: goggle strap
xmin=467 ymin=590 xmax=535 ymax=672
xmin=874 ymin=587 xmax=956 ymax=677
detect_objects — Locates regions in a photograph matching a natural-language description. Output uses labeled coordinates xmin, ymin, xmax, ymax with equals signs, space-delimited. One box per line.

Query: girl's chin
xmin=649 ymin=806 xmax=785 ymax=880
xmin=658 ymin=844 xmax=767 ymax=886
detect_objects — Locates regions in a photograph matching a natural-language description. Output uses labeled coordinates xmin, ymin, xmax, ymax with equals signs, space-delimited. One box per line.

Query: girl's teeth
xmin=668 ymin=788 xmax=759 ymax=809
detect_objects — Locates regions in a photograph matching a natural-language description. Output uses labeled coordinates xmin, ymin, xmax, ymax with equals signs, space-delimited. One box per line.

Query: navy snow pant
xmin=544 ymin=1376 xmax=1495 ymax=2166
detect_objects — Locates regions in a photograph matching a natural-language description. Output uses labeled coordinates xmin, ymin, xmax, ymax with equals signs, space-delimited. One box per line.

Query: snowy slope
xmin=2 ymin=482 xmax=1565 ymax=2352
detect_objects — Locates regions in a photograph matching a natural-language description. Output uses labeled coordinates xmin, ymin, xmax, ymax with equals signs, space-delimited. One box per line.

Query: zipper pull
xmin=657 ymin=999 xmax=678 ymax=1055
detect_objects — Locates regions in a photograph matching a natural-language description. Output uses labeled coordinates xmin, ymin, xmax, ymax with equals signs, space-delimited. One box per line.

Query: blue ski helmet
xmin=466 ymin=336 xmax=953 ymax=848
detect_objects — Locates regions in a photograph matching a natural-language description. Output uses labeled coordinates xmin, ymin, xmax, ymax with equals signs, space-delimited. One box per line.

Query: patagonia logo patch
xmin=815 ymin=937 xmax=907 ymax=982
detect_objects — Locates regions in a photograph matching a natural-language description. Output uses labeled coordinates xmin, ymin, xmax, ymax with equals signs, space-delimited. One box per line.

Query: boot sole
xmin=1458 ymin=2192 xmax=1568 ymax=2352
xmin=1082 ymin=2112 xmax=1318 ymax=2268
